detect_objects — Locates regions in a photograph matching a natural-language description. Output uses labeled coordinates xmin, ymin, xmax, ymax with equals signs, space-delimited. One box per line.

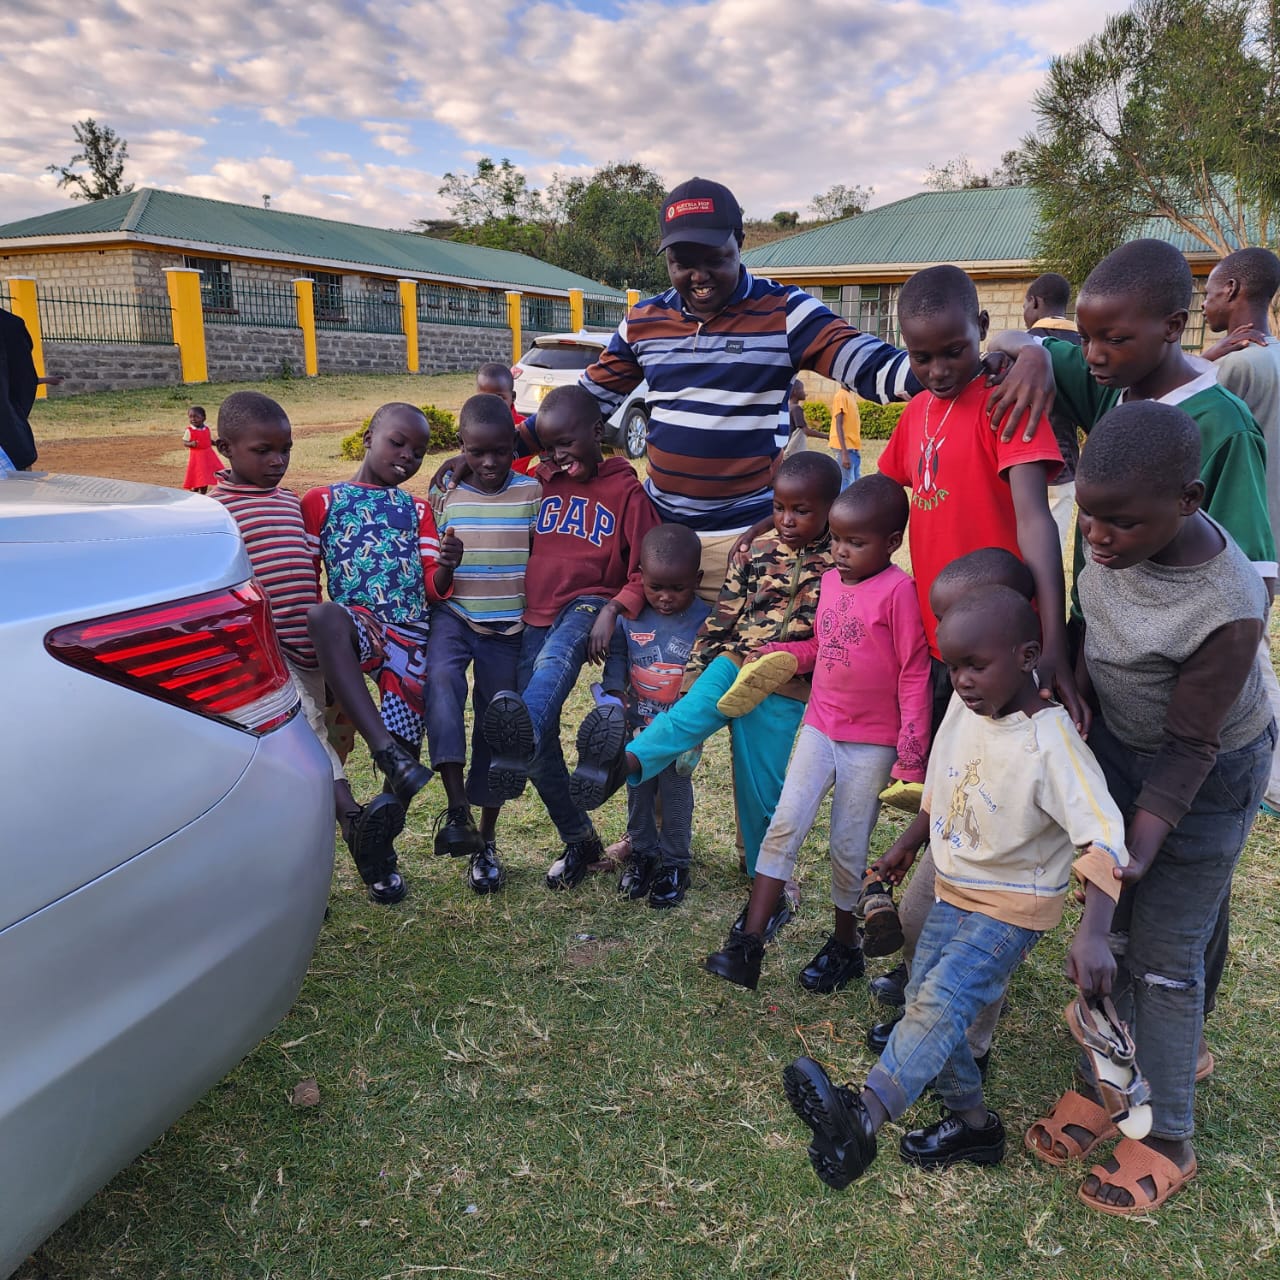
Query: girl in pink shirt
xmin=705 ymin=475 xmax=932 ymax=992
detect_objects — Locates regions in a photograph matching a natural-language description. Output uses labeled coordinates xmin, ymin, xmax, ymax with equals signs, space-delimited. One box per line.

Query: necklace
xmin=922 ymin=392 xmax=959 ymax=441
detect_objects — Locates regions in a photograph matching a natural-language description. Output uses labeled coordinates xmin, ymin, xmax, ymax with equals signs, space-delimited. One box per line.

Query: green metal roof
xmin=742 ymin=186 xmax=1218 ymax=272
xmin=0 ymin=188 xmax=623 ymax=297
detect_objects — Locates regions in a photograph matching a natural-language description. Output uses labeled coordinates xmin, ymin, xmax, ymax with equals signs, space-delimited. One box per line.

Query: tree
xmin=772 ymin=210 xmax=799 ymax=229
xmin=923 ymin=150 xmax=1027 ymax=191
xmin=1022 ymin=0 xmax=1280 ymax=282
xmin=809 ymin=183 xmax=873 ymax=222
xmin=425 ymin=157 xmax=550 ymax=257
xmin=47 ymin=118 xmax=133 ymax=201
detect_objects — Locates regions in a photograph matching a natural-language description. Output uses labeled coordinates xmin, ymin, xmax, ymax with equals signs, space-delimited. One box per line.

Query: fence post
xmin=506 ymin=291 xmax=523 ymax=364
xmin=398 ymin=279 xmax=419 ymax=373
xmin=8 ymin=278 xmax=48 ymax=399
xmin=293 ymin=278 xmax=318 ymax=376
xmin=568 ymin=288 xmax=584 ymax=332
xmin=162 ymin=268 xmax=208 ymax=384
xmin=626 ymin=289 xmax=640 ymax=310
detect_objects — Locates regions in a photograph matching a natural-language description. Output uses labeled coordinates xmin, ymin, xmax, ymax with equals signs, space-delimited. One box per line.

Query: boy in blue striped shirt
xmin=426 ymin=394 xmax=541 ymax=892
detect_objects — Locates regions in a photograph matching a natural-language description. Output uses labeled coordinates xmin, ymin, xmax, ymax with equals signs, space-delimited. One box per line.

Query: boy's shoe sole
xmin=782 ymin=1056 xmax=877 ymax=1189
xmin=568 ymin=703 xmax=627 ymax=810
xmin=482 ymin=692 xmax=535 ymax=801
xmin=715 ymin=651 xmax=799 ymax=718
xmin=349 ymin=794 xmax=407 ymax=904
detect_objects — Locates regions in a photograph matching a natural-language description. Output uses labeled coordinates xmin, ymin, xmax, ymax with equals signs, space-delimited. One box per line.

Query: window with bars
xmin=1185 ymin=276 xmax=1208 ymax=353
xmin=307 ymin=271 xmax=345 ymax=319
xmin=185 ymin=255 xmax=234 ymax=311
xmin=817 ymin=284 xmax=901 ymax=345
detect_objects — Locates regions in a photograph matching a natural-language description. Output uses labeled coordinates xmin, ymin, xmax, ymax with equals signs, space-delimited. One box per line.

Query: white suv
xmin=512 ymin=332 xmax=649 ymax=459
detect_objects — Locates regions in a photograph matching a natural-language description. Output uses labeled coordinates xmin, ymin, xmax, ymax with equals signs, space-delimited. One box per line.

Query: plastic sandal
xmin=1024 ymin=1089 xmax=1119 ymax=1166
xmin=1078 ymin=1137 xmax=1197 ymax=1216
xmin=858 ymin=877 xmax=904 ymax=957
xmin=1065 ymin=996 xmax=1152 ymax=1140
xmin=716 ymin=651 xmax=798 ymax=718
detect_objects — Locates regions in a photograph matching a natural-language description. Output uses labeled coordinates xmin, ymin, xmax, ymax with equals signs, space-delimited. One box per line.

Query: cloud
xmin=0 ymin=0 xmax=1124 ymax=231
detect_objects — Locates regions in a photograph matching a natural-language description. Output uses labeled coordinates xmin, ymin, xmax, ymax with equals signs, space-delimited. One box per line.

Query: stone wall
xmin=205 ymin=325 xmax=306 ymax=382
xmin=420 ymin=322 xmax=514 ymax=373
xmin=2 ymin=246 xmax=148 ymax=293
xmin=314 ymin=329 xmax=408 ymax=374
xmin=43 ymin=340 xmax=182 ymax=395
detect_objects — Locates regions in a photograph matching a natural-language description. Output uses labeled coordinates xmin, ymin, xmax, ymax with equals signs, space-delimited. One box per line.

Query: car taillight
xmin=511 ymin=365 xmax=523 ymax=380
xmin=45 ymin=581 xmax=299 ymax=734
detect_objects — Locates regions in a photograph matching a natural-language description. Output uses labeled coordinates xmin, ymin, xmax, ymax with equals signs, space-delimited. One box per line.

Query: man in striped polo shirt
xmin=517 ymin=177 xmax=1055 ymax=599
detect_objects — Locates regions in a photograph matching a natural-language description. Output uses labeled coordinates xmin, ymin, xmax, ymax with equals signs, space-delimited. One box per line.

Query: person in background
xmin=0 ymin=306 xmax=39 ymax=473
xmin=182 ymin=406 xmax=220 ymax=494
xmin=830 ymin=381 xmax=862 ymax=490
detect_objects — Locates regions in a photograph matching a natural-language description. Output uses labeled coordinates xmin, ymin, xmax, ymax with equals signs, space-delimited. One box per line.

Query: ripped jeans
xmin=1087 ymin=718 xmax=1273 ymax=1141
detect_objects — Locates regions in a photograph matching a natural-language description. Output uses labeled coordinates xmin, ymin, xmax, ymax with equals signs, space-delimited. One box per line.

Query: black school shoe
xmin=372 ymin=739 xmax=433 ymax=808
xmin=468 ymin=840 xmax=505 ymax=894
xmin=481 ymin=691 xmax=536 ymax=800
xmin=899 ymin=1107 xmax=1006 ymax=1169
xmin=799 ymin=934 xmax=866 ymax=993
xmin=348 ymin=793 xmax=408 ymax=905
xmin=568 ymin=702 xmax=628 ymax=811
xmin=648 ymin=863 xmax=690 ymax=909
xmin=869 ymin=961 xmax=908 ymax=1008
xmin=545 ymin=833 xmax=604 ymax=890
xmin=705 ymin=931 xmax=764 ymax=990
xmin=782 ymin=1056 xmax=878 ymax=1189
xmin=433 ymin=806 xmax=484 ymax=858
xmin=730 ymin=889 xmax=793 ymax=944
xmin=619 ymin=853 xmax=657 ymax=900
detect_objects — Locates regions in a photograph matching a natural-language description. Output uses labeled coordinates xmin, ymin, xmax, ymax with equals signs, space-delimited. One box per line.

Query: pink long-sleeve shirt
xmin=761 ymin=565 xmax=932 ymax=781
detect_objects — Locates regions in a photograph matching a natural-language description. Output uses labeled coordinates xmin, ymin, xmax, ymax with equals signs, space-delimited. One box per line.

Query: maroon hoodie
xmin=524 ymin=456 xmax=660 ymax=626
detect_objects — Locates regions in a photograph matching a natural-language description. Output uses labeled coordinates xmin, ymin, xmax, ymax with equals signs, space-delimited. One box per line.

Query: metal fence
xmin=417 ymin=282 xmax=509 ymax=330
xmin=202 ymin=279 xmax=298 ymax=329
xmin=583 ymin=293 xmax=626 ymax=330
xmin=521 ymin=294 xmax=572 ymax=333
xmin=37 ymin=286 xmax=174 ymax=345
xmin=315 ymin=291 xmax=403 ymax=334
xmin=0 ymin=283 xmax=10 ymax=311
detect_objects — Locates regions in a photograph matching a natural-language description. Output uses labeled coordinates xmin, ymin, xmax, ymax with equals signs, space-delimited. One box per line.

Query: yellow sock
xmin=716 ymin=651 xmax=799 ymax=719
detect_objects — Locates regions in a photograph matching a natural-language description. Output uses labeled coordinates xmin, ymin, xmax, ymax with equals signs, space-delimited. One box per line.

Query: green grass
xmin=15 ymin=666 xmax=1280 ymax=1279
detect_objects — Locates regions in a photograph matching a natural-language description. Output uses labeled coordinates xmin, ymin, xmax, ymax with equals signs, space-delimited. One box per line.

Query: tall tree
xmin=1022 ymin=0 xmax=1280 ymax=282
xmin=47 ymin=118 xmax=133 ymax=201
xmin=427 ymin=157 xmax=550 ymax=256
xmin=809 ymin=183 xmax=874 ymax=221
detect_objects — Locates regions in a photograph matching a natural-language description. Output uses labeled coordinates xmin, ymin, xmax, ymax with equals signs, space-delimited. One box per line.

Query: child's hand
xmin=437 ymin=530 xmax=464 ymax=570
xmin=871 ymin=841 xmax=917 ymax=886
xmin=1067 ymin=931 xmax=1116 ymax=998
xmin=587 ymin=605 xmax=619 ymax=664
xmin=430 ymin=454 xmax=469 ymax=491
xmin=1202 ymin=325 xmax=1269 ymax=362
xmin=986 ymin=344 xmax=1055 ymax=444
xmin=1038 ymin=652 xmax=1092 ymax=738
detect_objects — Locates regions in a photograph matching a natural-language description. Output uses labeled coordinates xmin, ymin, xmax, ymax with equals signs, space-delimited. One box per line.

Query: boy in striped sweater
xmin=426 ymin=394 xmax=542 ymax=892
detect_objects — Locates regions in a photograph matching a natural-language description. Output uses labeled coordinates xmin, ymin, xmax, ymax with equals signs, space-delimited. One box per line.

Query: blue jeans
xmin=424 ymin=607 xmax=521 ymax=809
xmin=517 ymin=597 xmax=606 ymax=845
xmin=867 ymin=900 xmax=1041 ymax=1119
xmin=837 ymin=449 xmax=861 ymax=491
xmin=1087 ymin=718 xmax=1273 ymax=1140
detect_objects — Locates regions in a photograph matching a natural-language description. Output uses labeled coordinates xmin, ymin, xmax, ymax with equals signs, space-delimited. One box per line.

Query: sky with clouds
xmin=1 ymin=0 xmax=1123 ymax=231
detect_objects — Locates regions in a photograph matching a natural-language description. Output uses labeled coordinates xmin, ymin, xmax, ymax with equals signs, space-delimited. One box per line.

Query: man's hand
xmin=986 ymin=344 xmax=1055 ymax=443
xmin=437 ymin=530 xmax=464 ymax=570
xmin=839 ymin=449 xmax=852 ymax=469
xmin=430 ymin=454 xmax=469 ymax=491
xmin=1067 ymin=930 xmax=1116 ymax=997
xmin=587 ymin=604 xmax=620 ymax=664
xmin=1202 ymin=325 xmax=1269 ymax=362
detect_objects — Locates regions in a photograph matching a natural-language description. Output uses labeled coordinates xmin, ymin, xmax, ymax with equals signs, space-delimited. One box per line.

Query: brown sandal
xmin=1024 ymin=1089 xmax=1119 ymax=1167
xmin=1077 ymin=1136 xmax=1197 ymax=1216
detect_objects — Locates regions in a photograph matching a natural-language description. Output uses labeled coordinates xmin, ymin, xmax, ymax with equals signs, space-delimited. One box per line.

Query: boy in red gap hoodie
xmin=482 ymin=384 xmax=661 ymax=889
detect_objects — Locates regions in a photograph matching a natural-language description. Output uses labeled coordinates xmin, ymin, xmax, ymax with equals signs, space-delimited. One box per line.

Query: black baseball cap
xmin=658 ymin=177 xmax=743 ymax=251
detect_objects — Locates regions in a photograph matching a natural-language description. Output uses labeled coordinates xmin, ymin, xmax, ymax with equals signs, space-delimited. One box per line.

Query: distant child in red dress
xmin=182 ymin=405 xmax=219 ymax=493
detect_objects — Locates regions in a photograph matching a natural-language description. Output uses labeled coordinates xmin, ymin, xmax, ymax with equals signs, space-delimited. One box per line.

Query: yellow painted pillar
xmin=568 ymin=288 xmax=584 ymax=332
xmin=626 ymin=289 xmax=640 ymax=310
xmin=293 ymin=278 xmax=318 ymax=377
xmin=398 ymin=279 xmax=419 ymax=373
xmin=506 ymin=290 xmax=523 ymax=364
xmin=163 ymin=268 xmax=209 ymax=383
xmin=8 ymin=277 xmax=47 ymax=399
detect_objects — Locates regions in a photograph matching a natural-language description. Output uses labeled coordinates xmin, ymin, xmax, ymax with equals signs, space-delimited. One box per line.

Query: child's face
xmin=538 ymin=404 xmax=603 ymax=481
xmin=188 ymin=408 xmax=206 ymax=427
xmin=937 ymin=610 xmax=1039 ymax=720
xmin=641 ymin=553 xmax=700 ymax=616
xmin=1074 ymin=474 xmax=1199 ymax=570
xmin=828 ymin=508 xmax=900 ymax=583
xmin=664 ymin=240 xmax=741 ymax=319
xmin=1075 ymin=292 xmax=1186 ymax=391
xmin=359 ymin=412 xmax=430 ymax=487
xmin=477 ymin=374 xmax=515 ymax=407
xmin=771 ymin=473 xmax=829 ymax=549
xmin=901 ymin=305 xmax=988 ymax=399
xmin=459 ymin=420 xmax=516 ymax=493
xmin=217 ymin=418 xmax=292 ymax=489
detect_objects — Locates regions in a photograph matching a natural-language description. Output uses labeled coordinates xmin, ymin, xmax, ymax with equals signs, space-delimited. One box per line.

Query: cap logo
xmin=667 ymin=198 xmax=715 ymax=220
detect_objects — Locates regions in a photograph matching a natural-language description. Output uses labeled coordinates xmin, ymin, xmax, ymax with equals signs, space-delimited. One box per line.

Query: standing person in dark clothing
xmin=0 ymin=308 xmax=39 ymax=473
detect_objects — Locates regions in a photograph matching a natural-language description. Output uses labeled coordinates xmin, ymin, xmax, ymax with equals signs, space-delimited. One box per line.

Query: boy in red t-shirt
xmin=480 ymin=384 xmax=660 ymax=890
xmin=877 ymin=265 xmax=1080 ymax=733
